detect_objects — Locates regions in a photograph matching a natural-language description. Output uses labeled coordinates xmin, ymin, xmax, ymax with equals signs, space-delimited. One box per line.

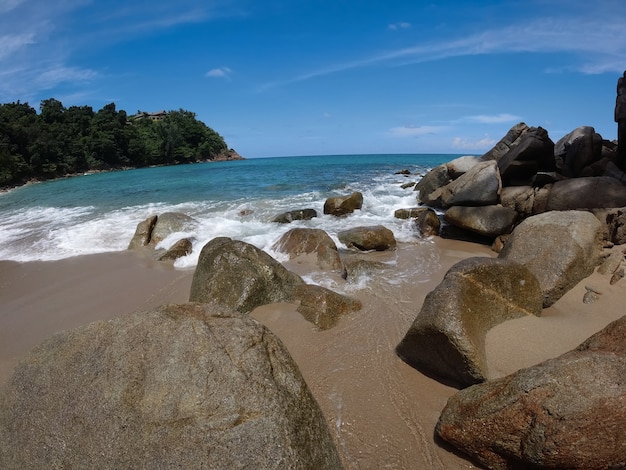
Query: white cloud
xmin=464 ymin=113 xmax=522 ymax=124
xmin=0 ymin=33 xmax=35 ymax=60
xmin=389 ymin=125 xmax=446 ymax=137
xmin=452 ymin=135 xmax=496 ymax=150
xmin=389 ymin=22 xmax=411 ymax=30
xmin=36 ymin=66 xmax=98 ymax=89
xmin=206 ymin=67 xmax=232 ymax=78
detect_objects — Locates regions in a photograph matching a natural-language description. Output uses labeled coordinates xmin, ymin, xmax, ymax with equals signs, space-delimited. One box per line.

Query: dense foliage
xmin=0 ymin=99 xmax=229 ymax=187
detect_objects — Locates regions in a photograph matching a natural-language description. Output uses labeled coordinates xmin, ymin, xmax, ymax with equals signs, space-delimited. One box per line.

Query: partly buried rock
xmin=128 ymin=212 xmax=197 ymax=249
xmin=344 ymin=258 xmax=387 ymax=283
xmin=414 ymin=208 xmax=441 ymax=237
xmin=323 ymin=191 xmax=363 ymax=216
xmin=189 ymin=237 xmax=304 ymax=313
xmin=0 ymin=304 xmax=343 ymax=469
xmin=439 ymin=160 xmax=502 ymax=208
xmin=338 ymin=225 xmax=396 ymax=251
xmin=293 ymin=284 xmax=362 ymax=330
xmin=272 ymin=228 xmax=343 ymax=273
xmin=271 ymin=208 xmax=318 ymax=224
xmin=396 ymin=257 xmax=542 ymax=387
xmin=545 ymin=176 xmax=626 ymax=211
xmin=157 ymin=237 xmax=193 ymax=261
xmin=436 ymin=315 xmax=626 ymax=470
xmin=443 ymin=205 xmax=517 ymax=238
xmin=499 ymin=210 xmax=604 ymax=307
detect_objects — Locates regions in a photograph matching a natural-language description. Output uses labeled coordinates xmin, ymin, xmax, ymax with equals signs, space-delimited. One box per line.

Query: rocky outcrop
xmin=396 ymin=257 xmax=542 ymax=388
xmin=414 ymin=164 xmax=451 ymax=206
xmin=443 ymin=205 xmax=517 ymax=238
xmin=500 ymin=185 xmax=551 ymax=218
xmin=439 ymin=160 xmax=501 ymax=208
xmin=498 ymin=211 xmax=604 ymax=307
xmin=594 ymin=206 xmax=626 ymax=244
xmin=128 ymin=212 xmax=197 ymax=249
xmin=293 ymin=284 xmax=362 ymax=330
xmin=271 ymin=208 xmax=318 ymax=224
xmin=272 ymin=228 xmax=343 ymax=273
xmin=189 ymin=237 xmax=304 ymax=313
xmin=555 ymin=126 xmax=603 ymax=177
xmin=0 ymin=303 xmax=343 ymax=469
xmin=323 ymin=192 xmax=363 ymax=216
xmin=545 ymin=176 xmax=626 ymax=211
xmin=436 ymin=315 xmax=626 ymax=470
xmin=338 ymin=225 xmax=397 ymax=251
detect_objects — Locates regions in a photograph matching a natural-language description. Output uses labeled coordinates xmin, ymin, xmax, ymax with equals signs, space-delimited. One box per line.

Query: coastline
xmin=1 ymin=237 xmax=623 ymax=468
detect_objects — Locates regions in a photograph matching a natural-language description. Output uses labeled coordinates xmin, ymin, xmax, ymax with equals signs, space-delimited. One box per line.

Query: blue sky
xmin=1 ymin=0 xmax=625 ymax=158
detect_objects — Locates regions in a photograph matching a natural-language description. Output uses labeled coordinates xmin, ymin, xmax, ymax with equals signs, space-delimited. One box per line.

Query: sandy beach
xmin=1 ymin=238 xmax=624 ymax=469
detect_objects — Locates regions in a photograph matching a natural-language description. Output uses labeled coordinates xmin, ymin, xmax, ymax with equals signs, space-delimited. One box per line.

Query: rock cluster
xmin=128 ymin=212 xmax=196 ymax=261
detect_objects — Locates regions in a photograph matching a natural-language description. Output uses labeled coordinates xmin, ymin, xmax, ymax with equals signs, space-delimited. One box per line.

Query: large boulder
xmin=292 ymin=284 xmax=362 ymax=330
xmin=128 ymin=215 xmax=158 ymax=249
xmin=555 ymin=126 xmax=603 ymax=177
xmin=443 ymin=205 xmax=517 ymax=238
xmin=436 ymin=315 xmax=626 ymax=470
xmin=189 ymin=237 xmax=304 ymax=313
xmin=414 ymin=208 xmax=441 ymax=237
xmin=323 ymin=192 xmax=363 ymax=216
xmin=500 ymin=185 xmax=551 ymax=218
xmin=439 ymin=160 xmax=502 ymax=208
xmin=157 ymin=237 xmax=193 ymax=261
xmin=594 ymin=206 xmax=626 ymax=244
xmin=337 ymin=225 xmax=397 ymax=251
xmin=150 ymin=212 xmax=197 ymax=246
xmin=414 ymin=164 xmax=451 ymax=206
xmin=445 ymin=155 xmax=481 ymax=178
xmin=272 ymin=228 xmax=343 ymax=273
xmin=480 ymin=122 xmax=529 ymax=162
xmin=271 ymin=208 xmax=318 ymax=224
xmin=0 ymin=304 xmax=343 ymax=469
xmin=396 ymin=257 xmax=542 ymax=387
xmin=545 ymin=176 xmax=626 ymax=211
xmin=498 ymin=211 xmax=604 ymax=307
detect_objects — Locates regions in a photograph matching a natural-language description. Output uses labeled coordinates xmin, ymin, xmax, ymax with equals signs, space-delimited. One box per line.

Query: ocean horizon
xmin=0 ymin=153 xmax=464 ymax=266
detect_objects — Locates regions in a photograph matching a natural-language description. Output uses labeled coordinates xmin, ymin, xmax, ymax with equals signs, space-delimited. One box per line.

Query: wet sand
xmin=1 ymin=239 xmax=624 ymax=469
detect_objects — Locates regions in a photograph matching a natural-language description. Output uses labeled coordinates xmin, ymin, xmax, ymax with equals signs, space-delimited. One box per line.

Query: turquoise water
xmin=0 ymin=154 xmax=457 ymax=265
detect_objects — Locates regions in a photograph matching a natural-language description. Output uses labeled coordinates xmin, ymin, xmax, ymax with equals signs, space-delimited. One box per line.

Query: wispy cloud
xmin=388 ymin=22 xmax=411 ymax=30
xmin=260 ymin=12 xmax=626 ymax=91
xmin=463 ymin=113 xmax=522 ymax=124
xmin=388 ymin=125 xmax=447 ymax=138
xmin=452 ymin=135 xmax=496 ymax=150
xmin=206 ymin=67 xmax=233 ymax=79
xmin=35 ymin=65 xmax=98 ymax=89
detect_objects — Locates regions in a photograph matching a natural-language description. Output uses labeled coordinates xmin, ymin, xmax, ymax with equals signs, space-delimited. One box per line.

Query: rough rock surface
xmin=149 ymin=212 xmax=197 ymax=246
xmin=0 ymin=303 xmax=343 ymax=470
xmin=436 ymin=315 xmax=626 ymax=470
xmin=498 ymin=210 xmax=604 ymax=307
xmin=443 ymin=205 xmax=517 ymax=238
xmin=396 ymin=257 xmax=542 ymax=387
xmin=555 ymin=125 xmax=603 ymax=177
xmin=323 ymin=192 xmax=363 ymax=216
xmin=128 ymin=215 xmax=158 ymax=249
xmin=500 ymin=185 xmax=551 ymax=218
xmin=338 ymin=225 xmax=397 ymax=251
xmin=394 ymin=207 xmax=430 ymax=219
xmin=414 ymin=208 xmax=441 ymax=237
xmin=595 ymin=206 xmax=626 ymax=244
xmin=189 ymin=237 xmax=304 ymax=313
xmin=272 ymin=228 xmax=343 ymax=273
xmin=439 ymin=160 xmax=502 ymax=208
xmin=293 ymin=284 xmax=362 ymax=330
xmin=545 ymin=176 xmax=626 ymax=211
xmin=414 ymin=164 xmax=451 ymax=206
xmin=157 ymin=237 xmax=193 ymax=261
xmin=271 ymin=208 xmax=318 ymax=224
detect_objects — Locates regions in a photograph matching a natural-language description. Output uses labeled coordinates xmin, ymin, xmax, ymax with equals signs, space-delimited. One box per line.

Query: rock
xmin=395 ymin=169 xmax=411 ymax=175
xmin=323 ymin=192 xmax=363 ymax=216
xmin=443 ymin=205 xmax=517 ymax=238
xmin=555 ymin=126 xmax=603 ymax=177
xmin=128 ymin=215 xmax=158 ymax=249
xmin=594 ymin=206 xmax=626 ymax=244
xmin=157 ymin=237 xmax=193 ymax=261
xmin=413 ymin=208 xmax=441 ymax=237
xmin=0 ymin=304 xmax=342 ymax=469
xmin=583 ymin=285 xmax=601 ymax=303
xmin=436 ymin=315 xmax=626 ymax=470
xmin=500 ymin=185 xmax=551 ymax=218
xmin=272 ymin=228 xmax=343 ymax=273
xmin=271 ymin=208 xmax=318 ymax=224
xmin=394 ymin=207 xmax=430 ymax=219
xmin=150 ymin=212 xmax=197 ymax=246
xmin=396 ymin=257 xmax=542 ymax=387
xmin=498 ymin=211 xmax=604 ymax=307
xmin=445 ymin=155 xmax=481 ymax=178
xmin=493 ymin=126 xmax=555 ymax=185
xmin=400 ymin=181 xmax=416 ymax=189
xmin=597 ymin=250 xmax=623 ymax=275
xmin=344 ymin=259 xmax=387 ymax=283
xmin=610 ymin=267 xmax=624 ymax=285
xmin=189 ymin=237 xmax=304 ymax=313
xmin=480 ymin=122 xmax=529 ymax=162
xmin=414 ymin=164 xmax=451 ymax=206
xmin=338 ymin=225 xmax=397 ymax=251
xmin=439 ymin=160 xmax=501 ymax=208
xmin=546 ymin=176 xmax=626 ymax=211
xmin=491 ymin=234 xmax=509 ymax=254
xmin=292 ymin=284 xmax=362 ymax=330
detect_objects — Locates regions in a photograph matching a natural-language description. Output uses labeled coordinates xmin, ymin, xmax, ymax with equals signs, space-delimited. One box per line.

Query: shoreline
xmin=1 ymin=238 xmax=623 ymax=468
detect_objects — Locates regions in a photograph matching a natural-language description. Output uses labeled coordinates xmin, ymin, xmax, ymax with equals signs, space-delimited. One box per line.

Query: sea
xmin=0 ymin=154 xmax=460 ymax=269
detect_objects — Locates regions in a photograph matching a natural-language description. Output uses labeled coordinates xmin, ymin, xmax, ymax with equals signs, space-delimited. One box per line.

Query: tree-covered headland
xmin=0 ymin=98 xmax=238 ymax=188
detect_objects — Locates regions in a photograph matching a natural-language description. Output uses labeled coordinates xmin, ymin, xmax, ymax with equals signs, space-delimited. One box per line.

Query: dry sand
xmin=1 ymin=238 xmax=624 ymax=469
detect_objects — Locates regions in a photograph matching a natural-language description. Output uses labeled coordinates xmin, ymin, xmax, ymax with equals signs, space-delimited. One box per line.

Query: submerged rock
xmin=271 ymin=208 xmax=318 ymax=224
xmin=323 ymin=192 xmax=363 ymax=216
xmin=272 ymin=228 xmax=343 ymax=273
